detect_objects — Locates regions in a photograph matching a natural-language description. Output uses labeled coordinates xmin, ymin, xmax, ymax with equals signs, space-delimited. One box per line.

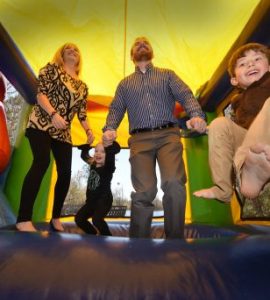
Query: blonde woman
xmin=16 ymin=43 xmax=94 ymax=232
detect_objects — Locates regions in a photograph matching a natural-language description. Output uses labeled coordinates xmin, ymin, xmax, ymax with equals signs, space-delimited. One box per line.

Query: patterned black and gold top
xmin=27 ymin=63 xmax=89 ymax=144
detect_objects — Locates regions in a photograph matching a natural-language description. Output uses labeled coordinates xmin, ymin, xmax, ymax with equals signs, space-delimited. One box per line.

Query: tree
xmin=62 ymin=164 xmax=89 ymax=216
xmin=3 ymin=80 xmax=24 ymax=146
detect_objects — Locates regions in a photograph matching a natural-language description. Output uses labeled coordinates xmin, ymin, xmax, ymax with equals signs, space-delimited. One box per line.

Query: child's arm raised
xmin=104 ymin=141 xmax=121 ymax=172
xmin=77 ymin=144 xmax=92 ymax=164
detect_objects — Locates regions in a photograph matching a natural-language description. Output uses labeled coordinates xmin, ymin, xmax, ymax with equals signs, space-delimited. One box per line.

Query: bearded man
xmin=102 ymin=36 xmax=206 ymax=239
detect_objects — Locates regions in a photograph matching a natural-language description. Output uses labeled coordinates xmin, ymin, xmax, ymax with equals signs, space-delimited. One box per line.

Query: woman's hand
xmin=51 ymin=113 xmax=68 ymax=129
xmin=86 ymin=128 xmax=94 ymax=144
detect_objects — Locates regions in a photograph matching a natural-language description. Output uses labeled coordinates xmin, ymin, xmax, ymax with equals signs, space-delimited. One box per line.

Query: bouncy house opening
xmin=1 ymin=1 xmax=270 ymax=299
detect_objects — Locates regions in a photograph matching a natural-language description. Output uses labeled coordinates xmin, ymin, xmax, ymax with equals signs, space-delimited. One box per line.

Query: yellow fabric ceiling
xmin=0 ymin=0 xmax=260 ymax=146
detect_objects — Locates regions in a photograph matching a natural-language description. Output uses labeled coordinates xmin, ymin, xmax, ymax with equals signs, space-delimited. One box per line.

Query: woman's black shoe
xmin=49 ymin=220 xmax=64 ymax=232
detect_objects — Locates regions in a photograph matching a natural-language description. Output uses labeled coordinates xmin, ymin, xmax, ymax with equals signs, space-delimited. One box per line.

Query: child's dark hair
xmin=228 ymin=43 xmax=270 ymax=77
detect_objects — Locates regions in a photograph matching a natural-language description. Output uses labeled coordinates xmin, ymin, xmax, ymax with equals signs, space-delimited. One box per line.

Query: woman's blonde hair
xmin=52 ymin=43 xmax=82 ymax=76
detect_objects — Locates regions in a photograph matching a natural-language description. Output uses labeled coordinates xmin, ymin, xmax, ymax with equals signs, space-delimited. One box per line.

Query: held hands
xmin=186 ymin=117 xmax=207 ymax=133
xmin=102 ymin=129 xmax=117 ymax=147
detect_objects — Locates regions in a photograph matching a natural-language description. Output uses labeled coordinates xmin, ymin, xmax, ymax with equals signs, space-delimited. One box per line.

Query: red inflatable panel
xmin=0 ymin=102 xmax=11 ymax=172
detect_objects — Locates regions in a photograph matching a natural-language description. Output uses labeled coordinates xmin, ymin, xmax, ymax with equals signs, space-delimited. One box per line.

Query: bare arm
xmin=37 ymin=93 xmax=68 ymax=129
xmin=80 ymin=119 xmax=94 ymax=145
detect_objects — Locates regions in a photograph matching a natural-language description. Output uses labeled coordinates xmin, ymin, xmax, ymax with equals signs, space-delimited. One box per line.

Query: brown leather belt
xmin=131 ymin=122 xmax=177 ymax=134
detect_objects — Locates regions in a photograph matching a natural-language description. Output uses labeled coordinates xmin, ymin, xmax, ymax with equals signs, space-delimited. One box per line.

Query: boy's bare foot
xmin=16 ymin=221 xmax=37 ymax=232
xmin=193 ymin=188 xmax=217 ymax=199
xmin=240 ymin=144 xmax=270 ymax=199
xmin=193 ymin=187 xmax=231 ymax=203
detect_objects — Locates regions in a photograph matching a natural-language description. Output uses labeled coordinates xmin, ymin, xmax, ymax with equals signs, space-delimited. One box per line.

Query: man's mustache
xmin=138 ymin=45 xmax=148 ymax=51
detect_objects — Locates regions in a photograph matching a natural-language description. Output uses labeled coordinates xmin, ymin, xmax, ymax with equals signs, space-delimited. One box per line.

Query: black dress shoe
xmin=49 ymin=220 xmax=64 ymax=232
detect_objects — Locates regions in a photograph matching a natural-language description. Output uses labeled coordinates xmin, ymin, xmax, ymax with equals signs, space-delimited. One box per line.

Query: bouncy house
xmin=0 ymin=1 xmax=270 ymax=299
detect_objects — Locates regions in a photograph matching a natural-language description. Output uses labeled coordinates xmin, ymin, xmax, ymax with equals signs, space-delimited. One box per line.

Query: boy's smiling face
xmin=231 ymin=49 xmax=270 ymax=89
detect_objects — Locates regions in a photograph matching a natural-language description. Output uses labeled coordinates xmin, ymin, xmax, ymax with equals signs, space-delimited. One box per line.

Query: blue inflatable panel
xmin=0 ymin=224 xmax=270 ymax=299
xmin=0 ymin=23 xmax=37 ymax=104
xmin=1 ymin=221 xmax=263 ymax=238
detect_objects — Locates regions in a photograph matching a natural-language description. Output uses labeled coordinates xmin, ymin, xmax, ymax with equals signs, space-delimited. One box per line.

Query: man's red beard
xmin=133 ymin=49 xmax=153 ymax=62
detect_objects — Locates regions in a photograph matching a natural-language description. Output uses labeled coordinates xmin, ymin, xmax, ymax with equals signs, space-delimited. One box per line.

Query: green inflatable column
xmin=4 ymin=104 xmax=53 ymax=222
xmin=184 ymin=112 xmax=233 ymax=226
